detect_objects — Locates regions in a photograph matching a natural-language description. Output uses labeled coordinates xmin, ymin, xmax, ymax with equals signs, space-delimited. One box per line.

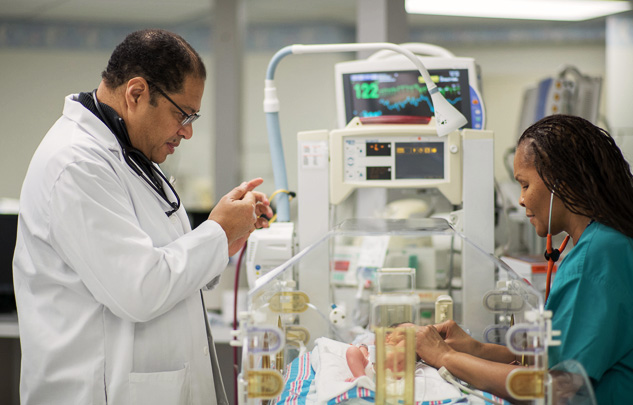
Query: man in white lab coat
xmin=13 ymin=29 xmax=272 ymax=404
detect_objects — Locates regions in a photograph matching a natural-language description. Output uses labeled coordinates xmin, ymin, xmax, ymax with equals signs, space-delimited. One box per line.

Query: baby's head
xmin=385 ymin=322 xmax=421 ymax=361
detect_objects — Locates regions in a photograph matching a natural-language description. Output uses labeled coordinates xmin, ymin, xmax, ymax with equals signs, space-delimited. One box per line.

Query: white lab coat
xmin=13 ymin=94 xmax=230 ymax=404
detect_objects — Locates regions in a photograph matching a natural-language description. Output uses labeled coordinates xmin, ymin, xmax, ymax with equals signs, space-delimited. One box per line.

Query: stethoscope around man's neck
xmin=91 ymin=90 xmax=180 ymax=217
xmin=544 ymin=189 xmax=570 ymax=303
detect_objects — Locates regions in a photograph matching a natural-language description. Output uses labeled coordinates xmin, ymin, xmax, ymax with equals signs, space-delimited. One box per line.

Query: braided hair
xmin=518 ymin=114 xmax=633 ymax=238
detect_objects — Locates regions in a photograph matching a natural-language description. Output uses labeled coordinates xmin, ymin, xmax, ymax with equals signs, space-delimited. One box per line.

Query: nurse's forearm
xmin=476 ymin=342 xmax=517 ymax=363
xmin=440 ymin=350 xmax=519 ymax=400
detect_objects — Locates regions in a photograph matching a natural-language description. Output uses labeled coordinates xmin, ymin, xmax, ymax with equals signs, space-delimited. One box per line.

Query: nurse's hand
xmin=434 ymin=320 xmax=482 ymax=357
xmin=413 ymin=325 xmax=454 ymax=368
xmin=208 ymin=178 xmax=273 ymax=256
xmin=385 ymin=323 xmax=417 ymax=346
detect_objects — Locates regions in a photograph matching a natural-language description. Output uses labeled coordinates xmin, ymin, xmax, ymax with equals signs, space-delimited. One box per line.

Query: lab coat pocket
xmin=129 ymin=363 xmax=191 ymax=405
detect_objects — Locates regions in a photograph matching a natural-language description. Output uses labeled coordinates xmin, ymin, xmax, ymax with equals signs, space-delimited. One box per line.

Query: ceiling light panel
xmin=405 ymin=0 xmax=632 ymax=21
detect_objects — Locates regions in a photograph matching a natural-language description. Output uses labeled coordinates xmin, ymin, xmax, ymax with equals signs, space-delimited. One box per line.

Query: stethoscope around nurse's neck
xmin=544 ymin=190 xmax=570 ymax=303
xmin=91 ymin=90 xmax=181 ymax=217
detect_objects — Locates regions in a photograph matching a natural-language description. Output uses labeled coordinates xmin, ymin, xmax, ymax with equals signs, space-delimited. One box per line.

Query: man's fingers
xmin=241 ymin=191 xmax=257 ymax=206
xmin=224 ymin=178 xmax=264 ymax=202
xmin=255 ymin=217 xmax=271 ymax=229
xmin=224 ymin=182 xmax=249 ymax=201
xmin=251 ymin=191 xmax=270 ymax=205
xmin=243 ymin=178 xmax=264 ymax=192
xmin=255 ymin=201 xmax=274 ymax=219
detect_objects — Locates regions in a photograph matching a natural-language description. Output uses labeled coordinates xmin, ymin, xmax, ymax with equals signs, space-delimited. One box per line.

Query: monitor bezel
xmin=334 ymin=55 xmax=483 ymax=129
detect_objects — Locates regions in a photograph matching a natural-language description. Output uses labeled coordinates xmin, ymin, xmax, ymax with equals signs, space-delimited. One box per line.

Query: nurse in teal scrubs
xmin=403 ymin=114 xmax=633 ymax=403
xmin=516 ymin=115 xmax=633 ymax=403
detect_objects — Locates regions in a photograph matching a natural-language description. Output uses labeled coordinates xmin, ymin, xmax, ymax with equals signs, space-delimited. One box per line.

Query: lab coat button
xmin=203 ymin=346 xmax=209 ymax=356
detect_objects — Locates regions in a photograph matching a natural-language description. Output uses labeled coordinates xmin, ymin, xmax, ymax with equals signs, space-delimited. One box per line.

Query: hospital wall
xmin=0 ymin=28 xmax=607 ymax=212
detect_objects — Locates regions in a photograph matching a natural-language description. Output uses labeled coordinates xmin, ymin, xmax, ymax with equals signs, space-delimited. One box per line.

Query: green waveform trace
xmin=379 ymin=84 xmax=461 ymax=98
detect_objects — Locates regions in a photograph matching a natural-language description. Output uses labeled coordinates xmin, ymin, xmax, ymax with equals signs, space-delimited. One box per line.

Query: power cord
xmin=232 ymin=241 xmax=247 ymax=405
xmin=267 ymin=189 xmax=296 ymax=223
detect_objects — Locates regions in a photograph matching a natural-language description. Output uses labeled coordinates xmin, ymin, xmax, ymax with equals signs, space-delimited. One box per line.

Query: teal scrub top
xmin=546 ymin=222 xmax=633 ymax=403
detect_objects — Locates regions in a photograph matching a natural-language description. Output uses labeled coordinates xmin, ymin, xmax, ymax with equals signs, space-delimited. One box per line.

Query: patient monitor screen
xmin=395 ymin=142 xmax=444 ymax=179
xmin=342 ymin=69 xmax=472 ymax=126
xmin=361 ymin=140 xmax=445 ymax=181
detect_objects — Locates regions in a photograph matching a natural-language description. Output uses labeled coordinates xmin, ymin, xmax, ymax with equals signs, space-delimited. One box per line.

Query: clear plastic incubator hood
xmin=233 ymin=218 xmax=596 ymax=405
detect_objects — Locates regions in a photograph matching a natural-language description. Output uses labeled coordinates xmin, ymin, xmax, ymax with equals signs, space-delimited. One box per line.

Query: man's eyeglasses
xmin=147 ymin=81 xmax=200 ymax=127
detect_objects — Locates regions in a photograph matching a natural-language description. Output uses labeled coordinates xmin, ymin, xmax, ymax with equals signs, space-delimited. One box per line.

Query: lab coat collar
xmin=64 ymin=93 xmax=126 ymax=163
xmin=64 ymin=93 xmax=185 ymax=219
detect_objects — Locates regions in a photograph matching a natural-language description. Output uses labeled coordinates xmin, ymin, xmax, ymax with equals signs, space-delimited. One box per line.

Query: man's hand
xmin=208 ymin=178 xmax=273 ymax=256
